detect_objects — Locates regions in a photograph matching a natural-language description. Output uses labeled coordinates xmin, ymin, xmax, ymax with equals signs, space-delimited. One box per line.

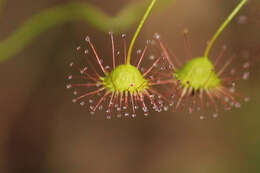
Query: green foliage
xmin=0 ymin=0 xmax=175 ymax=63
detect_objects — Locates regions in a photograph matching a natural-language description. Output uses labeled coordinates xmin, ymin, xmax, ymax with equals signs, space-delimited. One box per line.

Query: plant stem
xmin=126 ymin=0 xmax=156 ymax=65
xmin=0 ymin=0 xmax=175 ymax=63
xmin=0 ymin=0 xmax=6 ymax=16
xmin=204 ymin=0 xmax=247 ymax=58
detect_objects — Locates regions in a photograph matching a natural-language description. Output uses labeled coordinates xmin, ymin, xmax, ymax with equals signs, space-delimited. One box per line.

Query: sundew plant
xmin=0 ymin=0 xmax=252 ymax=120
xmin=155 ymin=0 xmax=250 ymax=119
xmin=67 ymin=0 xmax=174 ymax=119
xmin=2 ymin=0 xmax=260 ymax=173
xmin=67 ymin=0 xmax=252 ymax=119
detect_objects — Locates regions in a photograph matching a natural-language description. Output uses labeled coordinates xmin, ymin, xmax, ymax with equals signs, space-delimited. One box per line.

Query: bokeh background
xmin=0 ymin=0 xmax=259 ymax=172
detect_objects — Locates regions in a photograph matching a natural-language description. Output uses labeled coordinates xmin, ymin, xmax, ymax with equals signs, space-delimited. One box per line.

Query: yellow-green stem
xmin=126 ymin=0 xmax=157 ymax=64
xmin=204 ymin=0 xmax=247 ymax=58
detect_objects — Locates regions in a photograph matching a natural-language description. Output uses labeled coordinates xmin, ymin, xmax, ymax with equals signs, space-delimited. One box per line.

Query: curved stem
xmin=0 ymin=0 xmax=175 ymax=63
xmin=204 ymin=0 xmax=247 ymax=58
xmin=126 ymin=0 xmax=156 ymax=65
xmin=0 ymin=0 xmax=6 ymax=17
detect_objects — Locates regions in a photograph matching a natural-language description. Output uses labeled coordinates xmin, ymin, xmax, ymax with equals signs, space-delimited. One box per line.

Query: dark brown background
xmin=0 ymin=0 xmax=259 ymax=172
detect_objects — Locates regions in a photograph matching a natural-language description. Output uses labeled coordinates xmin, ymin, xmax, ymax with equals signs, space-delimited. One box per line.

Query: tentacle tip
xmin=85 ymin=36 xmax=90 ymax=42
xmin=153 ymin=33 xmax=160 ymax=40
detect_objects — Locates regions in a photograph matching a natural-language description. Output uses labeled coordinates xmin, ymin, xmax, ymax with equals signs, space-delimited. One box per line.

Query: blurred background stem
xmin=0 ymin=0 xmax=175 ymax=63
xmin=0 ymin=0 xmax=6 ymax=16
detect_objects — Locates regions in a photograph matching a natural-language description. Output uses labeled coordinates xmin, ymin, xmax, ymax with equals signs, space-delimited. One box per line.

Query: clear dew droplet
xmin=225 ymin=107 xmax=232 ymax=111
xmin=73 ymin=91 xmax=78 ymax=95
xmin=85 ymin=36 xmax=90 ymax=42
xmin=90 ymin=111 xmax=95 ymax=115
xmin=69 ymin=62 xmax=74 ymax=67
xmin=76 ymin=46 xmax=81 ymax=51
xmin=160 ymin=66 xmax=166 ymax=70
xmin=149 ymin=55 xmax=155 ymax=60
xmin=229 ymin=87 xmax=235 ymax=93
xmin=122 ymin=34 xmax=126 ymax=38
xmin=68 ymin=75 xmax=73 ymax=80
xmin=137 ymin=49 xmax=142 ymax=54
xmin=189 ymin=107 xmax=193 ymax=114
xmin=89 ymin=99 xmax=93 ymax=104
xmin=163 ymin=106 xmax=169 ymax=111
xmin=244 ymin=97 xmax=250 ymax=102
xmin=66 ymin=84 xmax=72 ymax=89
xmin=243 ymin=62 xmax=250 ymax=69
xmin=105 ymin=66 xmax=111 ymax=70
xmin=90 ymin=105 xmax=94 ymax=110
xmin=98 ymin=105 xmax=103 ymax=111
xmin=84 ymin=49 xmax=89 ymax=54
xmin=212 ymin=113 xmax=218 ymax=118
xmin=142 ymin=106 xmax=148 ymax=113
xmin=131 ymin=114 xmax=136 ymax=118
xmin=154 ymin=33 xmax=160 ymax=40
xmin=72 ymin=99 xmax=77 ymax=103
xmin=149 ymin=75 xmax=154 ymax=80
xmin=235 ymin=102 xmax=241 ymax=108
xmin=80 ymin=102 xmax=85 ymax=106
xmin=124 ymin=112 xmax=129 ymax=117
xmin=80 ymin=67 xmax=87 ymax=74
xmin=224 ymin=97 xmax=229 ymax=103
xmin=243 ymin=72 xmax=250 ymax=80
xmin=200 ymin=116 xmax=205 ymax=120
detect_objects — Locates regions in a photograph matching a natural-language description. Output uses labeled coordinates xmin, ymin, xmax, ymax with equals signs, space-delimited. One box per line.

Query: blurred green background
xmin=0 ymin=0 xmax=259 ymax=173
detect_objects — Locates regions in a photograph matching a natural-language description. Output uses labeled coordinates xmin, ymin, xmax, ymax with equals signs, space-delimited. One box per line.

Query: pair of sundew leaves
xmin=101 ymin=55 xmax=220 ymax=94
xmin=69 ymin=0 xmax=248 ymax=117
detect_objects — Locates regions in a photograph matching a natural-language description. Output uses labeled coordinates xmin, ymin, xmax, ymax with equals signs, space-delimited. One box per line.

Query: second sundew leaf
xmin=156 ymin=0 xmax=249 ymax=119
xmin=175 ymin=57 xmax=220 ymax=90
